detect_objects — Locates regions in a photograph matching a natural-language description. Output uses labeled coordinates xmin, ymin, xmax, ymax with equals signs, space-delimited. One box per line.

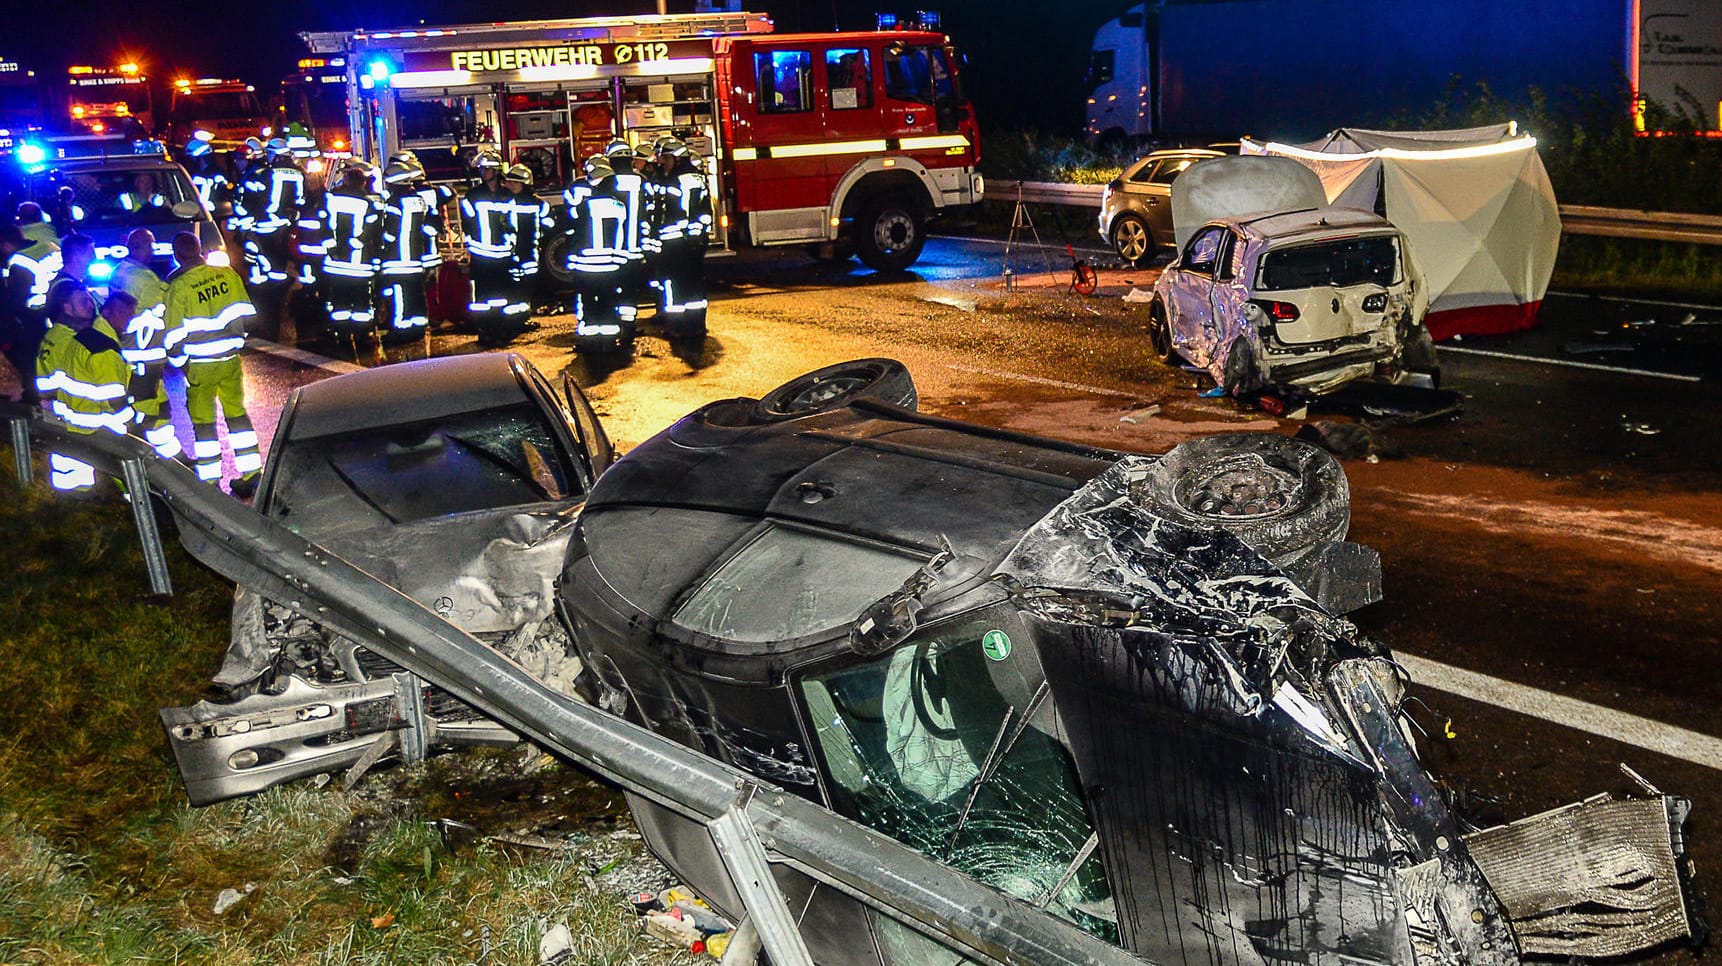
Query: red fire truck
xmin=300 ymin=10 xmax=982 ymax=271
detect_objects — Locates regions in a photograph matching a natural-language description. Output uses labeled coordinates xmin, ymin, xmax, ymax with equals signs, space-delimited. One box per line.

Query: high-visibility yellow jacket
xmin=39 ymin=324 xmax=133 ymax=435
xmin=6 ymin=238 xmax=62 ymax=318
xmin=37 ymin=318 xmax=119 ymax=400
xmin=163 ymin=262 xmax=256 ymax=367
xmin=111 ymin=258 xmax=170 ymax=374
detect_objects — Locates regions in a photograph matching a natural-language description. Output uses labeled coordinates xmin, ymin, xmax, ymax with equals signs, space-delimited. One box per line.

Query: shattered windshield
xmin=267 ymin=403 xmax=577 ymax=538
xmin=799 ymin=605 xmax=1116 ymax=943
xmin=1256 ymin=234 xmax=1401 ymax=291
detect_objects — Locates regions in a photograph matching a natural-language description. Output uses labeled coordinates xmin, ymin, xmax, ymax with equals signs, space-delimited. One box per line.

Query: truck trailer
xmin=1086 ymin=0 xmax=1717 ymax=143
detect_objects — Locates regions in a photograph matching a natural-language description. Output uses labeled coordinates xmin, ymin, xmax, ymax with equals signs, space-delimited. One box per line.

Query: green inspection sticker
xmin=981 ymin=629 xmax=1012 ymax=661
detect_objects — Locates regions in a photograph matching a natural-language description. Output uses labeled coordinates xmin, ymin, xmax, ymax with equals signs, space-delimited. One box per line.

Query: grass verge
xmin=0 ymin=455 xmax=686 ymax=965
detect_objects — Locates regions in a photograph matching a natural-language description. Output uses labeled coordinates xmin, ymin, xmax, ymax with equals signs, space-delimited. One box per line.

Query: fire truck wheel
xmin=753 ymin=358 xmax=918 ymax=420
xmin=856 ymin=197 xmax=926 ymax=273
xmin=543 ymin=235 xmax=578 ymax=287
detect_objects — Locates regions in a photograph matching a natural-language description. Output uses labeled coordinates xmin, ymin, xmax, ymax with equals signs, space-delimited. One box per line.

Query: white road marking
xmin=1440 ymin=345 xmax=1701 ymax=383
xmin=246 ymin=339 xmax=365 ymax=375
xmin=1549 ymin=290 xmax=1722 ymax=313
xmin=941 ymin=362 xmax=1143 ymax=398
xmin=1395 ymin=652 xmax=1722 ymax=772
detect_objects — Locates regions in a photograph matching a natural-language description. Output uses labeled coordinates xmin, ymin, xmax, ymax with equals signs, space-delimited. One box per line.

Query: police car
xmin=10 ymin=135 xmax=228 ymax=281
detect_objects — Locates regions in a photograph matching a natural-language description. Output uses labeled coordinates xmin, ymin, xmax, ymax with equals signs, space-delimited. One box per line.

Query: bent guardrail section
xmin=0 ymin=405 xmax=1140 ymax=966
xmin=1004 ymin=181 xmax=1722 ymax=246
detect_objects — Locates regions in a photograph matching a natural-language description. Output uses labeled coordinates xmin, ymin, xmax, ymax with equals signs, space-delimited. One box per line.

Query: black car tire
xmin=753 ymin=358 xmax=918 ymax=420
xmin=1111 ymin=213 xmax=1153 ymax=267
xmin=855 ymin=196 xmax=926 ymax=273
xmin=1148 ymin=301 xmax=1178 ymax=364
xmin=1138 ymin=432 xmax=1350 ymax=568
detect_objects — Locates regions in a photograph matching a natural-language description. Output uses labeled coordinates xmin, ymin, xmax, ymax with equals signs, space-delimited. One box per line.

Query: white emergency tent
xmin=1242 ymin=124 xmax=1560 ymax=340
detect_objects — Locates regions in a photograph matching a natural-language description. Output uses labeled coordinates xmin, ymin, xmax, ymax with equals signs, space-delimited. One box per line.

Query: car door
xmin=1163 ymin=225 xmax=1228 ymax=366
xmin=559 ymin=372 xmax=615 ymax=482
xmin=1140 ymin=155 xmax=1197 ymax=246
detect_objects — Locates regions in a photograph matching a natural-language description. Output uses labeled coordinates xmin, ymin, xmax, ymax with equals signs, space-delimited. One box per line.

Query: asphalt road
xmin=12 ymin=235 xmax=1720 ymax=960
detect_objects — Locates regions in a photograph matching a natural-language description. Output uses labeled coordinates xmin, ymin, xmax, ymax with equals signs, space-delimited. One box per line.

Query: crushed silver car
xmin=556 ymin=359 xmax=1700 ymax=966
xmin=160 ymin=353 xmax=612 ymax=805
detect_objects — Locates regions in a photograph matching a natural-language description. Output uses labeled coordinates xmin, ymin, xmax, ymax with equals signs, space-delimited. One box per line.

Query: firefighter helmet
xmin=387 ymin=149 xmax=421 ymax=168
xmin=383 ymin=160 xmax=418 ymax=185
xmin=582 ymin=155 xmax=614 ymax=181
xmin=185 ymin=136 xmax=213 ymax=159
xmin=603 ymin=139 xmax=633 ymax=159
xmin=504 ymin=163 xmax=533 ymax=186
xmin=239 ymin=136 xmax=264 ymax=160
xmin=653 ymin=135 xmax=689 ymax=158
xmin=471 ymin=148 xmax=504 ymax=172
xmin=264 ymin=137 xmax=291 ymax=159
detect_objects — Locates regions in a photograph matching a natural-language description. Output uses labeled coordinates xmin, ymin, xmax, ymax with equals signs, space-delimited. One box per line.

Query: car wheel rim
xmin=789 ymin=375 xmax=871 ymax=410
xmin=1175 ymin=455 xmax=1300 ymax=519
xmin=1116 ymin=221 xmax=1147 ymax=262
xmin=874 ymin=212 xmax=915 ymax=254
xmin=1150 ymin=314 xmax=1170 ymax=357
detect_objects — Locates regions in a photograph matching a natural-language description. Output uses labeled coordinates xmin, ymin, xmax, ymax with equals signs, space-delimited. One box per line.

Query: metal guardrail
xmin=1004 ymin=181 xmax=1722 ymax=246
xmin=0 ymin=407 xmax=1139 ymax=966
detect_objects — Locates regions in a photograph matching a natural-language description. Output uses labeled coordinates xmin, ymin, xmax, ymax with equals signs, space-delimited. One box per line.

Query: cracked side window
xmin=799 ymin=605 xmax=1116 ymax=948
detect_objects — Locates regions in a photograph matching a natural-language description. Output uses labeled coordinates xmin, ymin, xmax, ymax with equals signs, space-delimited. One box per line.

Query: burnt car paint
xmin=160 ymin=353 xmax=610 ymax=806
xmin=556 ymin=359 xmax=1700 ymax=966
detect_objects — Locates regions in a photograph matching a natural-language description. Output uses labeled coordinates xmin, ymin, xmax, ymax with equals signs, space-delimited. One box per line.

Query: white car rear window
xmin=1256 ymin=235 xmax=1401 ymax=292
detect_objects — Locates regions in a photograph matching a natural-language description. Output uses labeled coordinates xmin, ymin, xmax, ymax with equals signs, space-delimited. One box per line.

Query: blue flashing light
xmin=876 ymin=12 xmax=898 ymax=30
xmin=916 ymin=9 xmax=941 ymax=29
xmin=367 ymin=58 xmax=393 ymax=82
xmin=88 ymin=260 xmax=114 ymax=281
xmin=16 ymin=142 xmax=47 ymax=166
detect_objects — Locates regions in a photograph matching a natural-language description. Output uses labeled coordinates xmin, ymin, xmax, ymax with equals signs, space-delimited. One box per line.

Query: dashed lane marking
xmin=246 ymin=339 xmax=365 ymax=375
xmin=1396 ymin=652 xmax=1722 ymax=772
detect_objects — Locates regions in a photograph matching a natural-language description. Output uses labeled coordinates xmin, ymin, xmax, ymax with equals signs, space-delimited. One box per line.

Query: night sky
xmin=7 ymin=0 xmax=1128 ymax=135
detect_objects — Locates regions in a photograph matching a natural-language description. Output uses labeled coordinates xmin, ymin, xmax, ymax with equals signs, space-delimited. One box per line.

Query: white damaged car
xmin=1148 ymin=155 xmax=1438 ymax=396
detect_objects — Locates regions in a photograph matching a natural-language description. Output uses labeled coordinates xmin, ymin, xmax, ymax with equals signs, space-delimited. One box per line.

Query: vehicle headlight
xmin=1362 ymin=293 xmax=1388 ymax=313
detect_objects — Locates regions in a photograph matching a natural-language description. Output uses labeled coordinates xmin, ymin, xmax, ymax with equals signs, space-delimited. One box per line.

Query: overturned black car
xmin=557 ymin=360 xmax=1702 ymax=966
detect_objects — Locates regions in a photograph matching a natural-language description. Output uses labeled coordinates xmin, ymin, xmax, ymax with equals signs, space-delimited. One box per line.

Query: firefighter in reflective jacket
xmin=184 ymin=136 xmax=232 ymax=215
xmin=601 ymin=140 xmax=654 ymax=331
xmin=2 ymin=221 xmax=60 ymax=403
xmin=500 ymin=163 xmax=550 ymax=344
xmin=459 ymin=149 xmax=513 ymax=346
xmin=320 ymin=161 xmax=384 ymax=338
xmin=110 ymin=228 xmax=181 ymax=460
xmin=36 ymin=279 xmax=134 ymax=492
xmin=237 ymin=139 xmax=305 ymax=339
xmin=564 ymin=155 xmax=629 ymax=352
xmin=650 ymin=137 xmax=712 ymax=341
xmin=163 ymin=232 xmax=262 ymax=497
xmin=379 ymin=159 xmax=436 ymax=344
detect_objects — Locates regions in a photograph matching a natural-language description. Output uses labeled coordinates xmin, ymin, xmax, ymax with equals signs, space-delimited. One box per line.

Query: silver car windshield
xmin=1256 ymin=234 xmax=1401 ymax=291
xmin=268 ymin=403 xmax=577 ymax=536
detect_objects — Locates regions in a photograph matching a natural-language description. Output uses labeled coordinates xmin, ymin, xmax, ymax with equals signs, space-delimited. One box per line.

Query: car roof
xmin=285 ymin=352 xmax=536 ymax=441
xmin=38 ymin=157 xmax=186 ymax=174
xmin=1142 ymin=148 xmax=1224 ymax=162
xmin=1227 ymin=206 xmax=1396 ymax=243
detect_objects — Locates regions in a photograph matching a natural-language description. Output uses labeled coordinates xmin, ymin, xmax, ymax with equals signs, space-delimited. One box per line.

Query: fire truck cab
xmin=300 ymin=10 xmax=982 ymax=272
xmin=65 ymin=64 xmax=154 ymax=140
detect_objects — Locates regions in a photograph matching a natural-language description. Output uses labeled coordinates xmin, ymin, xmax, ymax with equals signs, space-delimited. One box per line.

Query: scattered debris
xmin=488 ymin=830 xmax=574 ymax=851
xmin=370 ymin=911 xmax=395 ymax=929
xmin=1296 ymin=421 xmax=1402 ymax=462
xmin=634 ymin=886 xmax=738 ymax=959
xmin=1563 ymin=341 xmax=1635 ymax=355
xmin=1313 ymin=382 xmax=1464 ymax=426
xmin=1119 ymin=404 xmax=1162 ymax=423
xmin=1679 ymin=312 xmax=1719 ymax=327
xmin=920 ymin=294 xmax=977 ymax=313
xmin=538 ymin=921 xmax=574 ymax=964
xmin=212 ymin=882 xmax=256 ymax=915
xmin=1621 ymin=421 xmax=1662 ymax=436
xmin=1121 ymin=287 xmax=1155 ymax=303
xmin=1198 ymin=385 xmax=1228 ymax=398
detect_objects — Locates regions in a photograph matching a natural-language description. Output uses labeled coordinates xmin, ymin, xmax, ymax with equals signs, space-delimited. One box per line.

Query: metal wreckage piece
xmin=990 ymin=454 xmax=1703 ymax=965
xmin=160 ymin=508 xmax=585 ymax=806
